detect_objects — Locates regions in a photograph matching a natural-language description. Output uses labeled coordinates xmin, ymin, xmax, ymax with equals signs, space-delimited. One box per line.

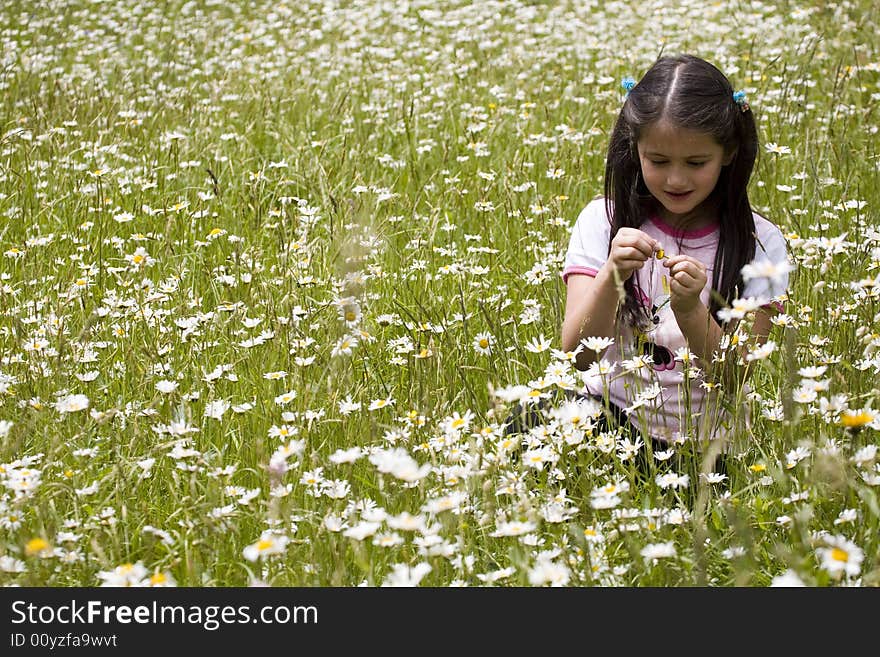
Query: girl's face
xmin=637 ymin=120 xmax=733 ymax=226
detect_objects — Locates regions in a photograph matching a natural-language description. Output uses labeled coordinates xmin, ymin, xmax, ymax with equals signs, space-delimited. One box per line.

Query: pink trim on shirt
xmin=649 ymin=215 xmax=719 ymax=239
xmin=562 ymin=266 xmax=598 ymax=284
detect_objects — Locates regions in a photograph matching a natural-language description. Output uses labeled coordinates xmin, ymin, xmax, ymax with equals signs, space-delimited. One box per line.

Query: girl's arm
xmin=561 ymin=267 xmax=622 ymax=369
xmin=562 ymin=228 xmax=659 ymax=370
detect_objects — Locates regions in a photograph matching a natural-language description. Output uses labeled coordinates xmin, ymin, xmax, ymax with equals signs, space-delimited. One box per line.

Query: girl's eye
xmin=650 ymin=160 xmax=667 ymax=166
xmin=688 ymin=161 xmax=707 ymax=168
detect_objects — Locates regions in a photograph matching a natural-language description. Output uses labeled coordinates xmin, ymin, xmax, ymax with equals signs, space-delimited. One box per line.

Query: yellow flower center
xmin=830 ymin=547 xmax=849 ymax=563
xmin=25 ymin=538 xmax=49 ymax=555
xmin=841 ymin=411 xmax=873 ymax=428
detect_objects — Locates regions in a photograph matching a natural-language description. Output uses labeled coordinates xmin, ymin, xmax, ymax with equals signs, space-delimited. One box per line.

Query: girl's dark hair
xmin=603 ymin=53 xmax=758 ymax=328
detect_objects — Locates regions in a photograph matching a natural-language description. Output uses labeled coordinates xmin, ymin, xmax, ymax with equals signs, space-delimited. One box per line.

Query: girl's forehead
xmin=637 ymin=120 xmax=722 ymax=153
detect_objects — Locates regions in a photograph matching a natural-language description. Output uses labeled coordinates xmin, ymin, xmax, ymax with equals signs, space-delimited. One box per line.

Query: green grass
xmin=0 ymin=0 xmax=878 ymax=587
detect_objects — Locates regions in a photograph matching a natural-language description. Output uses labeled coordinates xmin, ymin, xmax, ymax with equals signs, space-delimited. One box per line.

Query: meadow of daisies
xmin=0 ymin=0 xmax=878 ymax=587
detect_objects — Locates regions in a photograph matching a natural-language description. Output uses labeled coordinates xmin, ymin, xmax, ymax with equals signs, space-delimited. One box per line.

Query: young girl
xmin=560 ymin=54 xmax=789 ymax=455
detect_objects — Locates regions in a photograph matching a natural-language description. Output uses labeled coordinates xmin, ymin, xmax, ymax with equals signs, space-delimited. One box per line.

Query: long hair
xmin=603 ymin=53 xmax=758 ymax=328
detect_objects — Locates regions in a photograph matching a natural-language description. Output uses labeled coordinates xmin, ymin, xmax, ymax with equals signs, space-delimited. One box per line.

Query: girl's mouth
xmin=665 ymin=190 xmax=693 ymax=200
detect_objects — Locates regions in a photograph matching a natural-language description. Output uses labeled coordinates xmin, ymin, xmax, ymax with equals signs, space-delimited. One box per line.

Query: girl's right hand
xmin=607 ymin=228 xmax=660 ymax=281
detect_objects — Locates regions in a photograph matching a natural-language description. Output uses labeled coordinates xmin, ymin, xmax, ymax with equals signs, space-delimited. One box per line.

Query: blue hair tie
xmin=621 ymin=76 xmax=636 ymax=96
xmin=733 ymin=90 xmax=750 ymax=112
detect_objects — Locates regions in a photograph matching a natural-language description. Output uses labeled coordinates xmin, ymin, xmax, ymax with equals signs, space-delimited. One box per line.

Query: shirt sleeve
xmin=561 ymin=198 xmax=611 ymax=285
xmin=742 ymin=217 xmax=790 ymax=310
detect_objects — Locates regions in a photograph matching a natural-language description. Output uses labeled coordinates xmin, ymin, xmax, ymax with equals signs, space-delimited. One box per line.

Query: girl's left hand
xmin=663 ymin=255 xmax=707 ymax=315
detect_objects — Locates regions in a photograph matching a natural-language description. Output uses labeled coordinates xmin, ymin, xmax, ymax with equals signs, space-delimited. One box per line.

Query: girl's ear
xmin=722 ymin=148 xmax=737 ymax=166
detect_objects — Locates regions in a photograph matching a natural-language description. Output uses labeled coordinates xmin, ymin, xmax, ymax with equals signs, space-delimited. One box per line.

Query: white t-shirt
xmin=562 ymin=198 xmax=789 ymax=443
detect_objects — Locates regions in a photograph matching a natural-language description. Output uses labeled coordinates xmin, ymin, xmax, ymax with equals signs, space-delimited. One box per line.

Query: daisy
xmin=840 ymin=408 xmax=876 ymax=429
xmin=343 ymin=521 xmax=381 ymax=541
xmin=329 ymin=446 xmax=364 ymax=464
xmin=368 ymin=447 xmax=429 ymax=482
xmin=273 ymin=390 xmax=297 ymax=405
xmin=524 ymin=334 xmax=551 ymax=353
xmin=423 ymin=493 xmax=466 ymax=514
xmin=551 ymin=396 xmax=601 ymax=430
xmin=242 ymin=530 xmax=289 ymax=562
xmin=746 ymin=340 xmax=776 ymax=361
xmin=267 ymin=424 xmax=298 ymax=439
xmin=770 ymin=569 xmax=806 ymax=587
xmin=0 ymin=555 xmax=26 ymax=572
xmin=764 ymin=142 xmax=792 ymax=155
xmin=816 ymin=535 xmax=864 ymax=579
xmin=585 ymin=358 xmax=616 ymax=378
xmin=323 ymin=479 xmax=351 ymax=499
xmin=203 ymin=399 xmax=230 ymax=420
xmin=798 ymin=365 xmax=828 ymax=378
xmin=551 ymin=346 xmax=583 ymax=362
xmin=300 ymin=467 xmax=326 ymax=492
xmin=54 ymin=394 xmax=89 ymax=413
xmin=441 ymin=410 xmax=474 ymax=435
xmin=833 ymin=509 xmax=858 ymax=525
xmin=372 ymin=532 xmax=404 ymax=548
xmin=331 ymin=335 xmax=358 ymax=357
xmin=472 ymin=331 xmax=494 ymax=354
xmin=97 ymin=562 xmax=149 ymax=586
xmin=381 ymin=562 xmax=432 ymax=587
xmin=323 ymin=514 xmax=348 ymax=532
xmin=263 ymin=370 xmax=287 ymax=380
xmin=155 ymin=380 xmax=178 ymax=394
xmin=700 ymin=472 xmax=728 ymax=484
xmin=24 ymin=537 xmax=52 ymax=557
xmin=490 ymin=520 xmax=538 ymax=538
xmin=368 ymin=397 xmax=394 ymax=411
xmin=386 ymin=511 xmax=426 ymax=532
xmin=125 ymin=247 xmax=154 ymax=269
xmin=622 ymin=354 xmax=653 ymax=372
xmin=338 ymin=397 xmax=361 ymax=415
xmin=640 ymin=541 xmax=677 ymax=562
xmin=146 ymin=570 xmax=177 ymax=587
xmin=527 ymin=556 xmax=571 ymax=587
xmin=580 ymin=335 xmax=615 ymax=353
xmin=476 ymin=567 xmax=516 ymax=584
xmin=716 ymin=296 xmax=766 ymax=322
xmin=851 ymin=445 xmax=877 ymax=467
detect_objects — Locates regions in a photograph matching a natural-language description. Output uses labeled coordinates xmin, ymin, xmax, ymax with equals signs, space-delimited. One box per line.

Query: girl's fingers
xmin=668 ymin=260 xmax=705 ymax=279
xmin=614 ymin=246 xmax=650 ymax=262
xmin=617 ymin=259 xmax=647 ymax=271
xmin=672 ymin=271 xmax=699 ymax=288
xmin=615 ymin=230 xmax=659 ymax=257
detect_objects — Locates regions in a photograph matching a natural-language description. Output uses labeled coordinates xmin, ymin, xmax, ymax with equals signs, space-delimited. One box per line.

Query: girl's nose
xmin=666 ymin=167 xmax=688 ymax=187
